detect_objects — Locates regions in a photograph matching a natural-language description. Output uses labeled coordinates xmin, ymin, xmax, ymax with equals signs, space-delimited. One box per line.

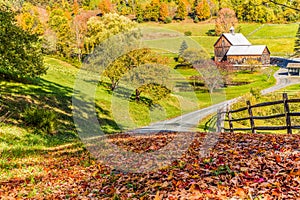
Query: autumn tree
xmin=195 ymin=0 xmax=211 ymax=21
xmin=98 ymin=0 xmax=112 ymax=14
xmin=176 ymin=0 xmax=187 ymax=20
xmin=135 ymin=4 xmax=144 ymax=23
xmin=215 ymin=8 xmax=238 ymax=35
xmin=15 ymin=2 xmax=45 ymax=35
xmin=49 ymin=7 xmax=75 ymax=58
xmin=144 ymin=0 xmax=160 ymax=21
xmin=72 ymin=0 xmax=79 ymax=15
xmin=84 ymin=13 xmax=137 ymax=54
xmin=159 ymin=2 xmax=169 ymax=22
xmin=0 ymin=4 xmax=46 ymax=78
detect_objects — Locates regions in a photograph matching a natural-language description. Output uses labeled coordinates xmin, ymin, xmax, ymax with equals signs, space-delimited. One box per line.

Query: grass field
xmin=140 ymin=22 xmax=299 ymax=57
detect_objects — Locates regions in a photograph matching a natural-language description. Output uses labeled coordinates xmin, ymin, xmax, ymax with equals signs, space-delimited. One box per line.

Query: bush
xmin=184 ymin=31 xmax=192 ymax=36
xmin=164 ymin=17 xmax=172 ymax=24
xmin=23 ymin=106 xmax=57 ymax=134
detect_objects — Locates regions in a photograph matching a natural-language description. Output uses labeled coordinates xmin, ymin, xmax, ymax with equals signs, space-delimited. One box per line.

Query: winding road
xmin=133 ymin=67 xmax=300 ymax=133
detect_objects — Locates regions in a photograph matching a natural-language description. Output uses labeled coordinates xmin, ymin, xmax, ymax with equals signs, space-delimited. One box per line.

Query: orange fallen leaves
xmin=0 ymin=132 xmax=299 ymax=199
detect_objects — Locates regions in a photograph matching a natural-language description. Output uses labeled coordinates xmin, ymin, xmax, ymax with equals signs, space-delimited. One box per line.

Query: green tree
xmin=135 ymin=4 xmax=144 ymax=23
xmin=84 ymin=13 xmax=137 ymax=54
xmin=0 ymin=4 xmax=46 ymax=78
xmin=49 ymin=8 xmax=75 ymax=58
xmin=128 ymin=65 xmax=171 ymax=102
xmin=176 ymin=0 xmax=187 ymax=20
xmin=104 ymin=48 xmax=167 ymax=91
xmin=195 ymin=0 xmax=211 ymax=20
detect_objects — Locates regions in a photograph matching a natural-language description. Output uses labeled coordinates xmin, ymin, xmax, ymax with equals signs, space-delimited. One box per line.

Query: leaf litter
xmin=0 ymin=132 xmax=299 ymax=199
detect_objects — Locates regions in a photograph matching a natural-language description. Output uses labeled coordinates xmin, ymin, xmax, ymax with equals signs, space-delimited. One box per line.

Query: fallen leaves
xmin=0 ymin=132 xmax=299 ymax=199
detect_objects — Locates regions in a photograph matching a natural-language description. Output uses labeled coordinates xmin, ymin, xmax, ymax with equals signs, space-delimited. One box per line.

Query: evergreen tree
xmin=179 ymin=40 xmax=188 ymax=56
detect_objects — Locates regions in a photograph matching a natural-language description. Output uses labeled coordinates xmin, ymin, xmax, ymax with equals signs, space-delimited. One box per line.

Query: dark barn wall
xmin=214 ymin=35 xmax=231 ymax=62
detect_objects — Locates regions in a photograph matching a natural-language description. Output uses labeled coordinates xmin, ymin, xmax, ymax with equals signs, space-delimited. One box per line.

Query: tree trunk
xmin=111 ymin=79 xmax=116 ymax=91
xmin=135 ymin=89 xmax=140 ymax=102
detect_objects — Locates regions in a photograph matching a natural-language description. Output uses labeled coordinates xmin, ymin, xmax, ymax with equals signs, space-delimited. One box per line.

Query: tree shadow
xmin=0 ymin=76 xmax=118 ymax=136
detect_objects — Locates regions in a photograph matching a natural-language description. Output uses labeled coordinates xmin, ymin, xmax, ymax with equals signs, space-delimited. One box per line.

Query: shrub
xmin=23 ymin=106 xmax=57 ymax=134
xmin=194 ymin=16 xmax=199 ymax=23
xmin=184 ymin=31 xmax=192 ymax=36
xmin=164 ymin=17 xmax=172 ymax=24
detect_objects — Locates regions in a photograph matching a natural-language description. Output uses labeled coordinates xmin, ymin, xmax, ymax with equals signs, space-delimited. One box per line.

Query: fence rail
xmin=217 ymin=93 xmax=300 ymax=134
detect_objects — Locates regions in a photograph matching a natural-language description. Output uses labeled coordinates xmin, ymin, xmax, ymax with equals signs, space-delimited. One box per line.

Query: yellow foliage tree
xmin=195 ymin=0 xmax=211 ymax=20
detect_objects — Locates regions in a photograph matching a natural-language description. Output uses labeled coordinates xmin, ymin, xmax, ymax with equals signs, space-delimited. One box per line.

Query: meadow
xmin=140 ymin=22 xmax=299 ymax=57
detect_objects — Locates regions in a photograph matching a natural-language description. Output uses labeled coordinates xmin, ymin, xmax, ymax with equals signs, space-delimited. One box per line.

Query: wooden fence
xmin=217 ymin=93 xmax=300 ymax=134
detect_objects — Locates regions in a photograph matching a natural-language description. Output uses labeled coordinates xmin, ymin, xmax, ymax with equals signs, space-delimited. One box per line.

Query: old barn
xmin=214 ymin=27 xmax=270 ymax=65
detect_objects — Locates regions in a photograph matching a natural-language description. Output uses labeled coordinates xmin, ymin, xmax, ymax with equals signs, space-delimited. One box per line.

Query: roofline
xmin=213 ymin=34 xmax=233 ymax=47
xmin=226 ymin=45 xmax=271 ymax=56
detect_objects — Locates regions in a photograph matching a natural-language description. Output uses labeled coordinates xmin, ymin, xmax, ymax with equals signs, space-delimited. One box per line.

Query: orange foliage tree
xmin=98 ymin=0 xmax=113 ymax=14
xmin=159 ymin=3 xmax=169 ymax=21
xmin=215 ymin=8 xmax=238 ymax=35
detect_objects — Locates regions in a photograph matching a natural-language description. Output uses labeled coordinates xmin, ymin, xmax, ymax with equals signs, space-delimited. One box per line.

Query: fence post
xmin=216 ymin=109 xmax=222 ymax=132
xmin=283 ymin=93 xmax=292 ymax=134
xmin=246 ymin=100 xmax=256 ymax=134
xmin=227 ymin=105 xmax=233 ymax=133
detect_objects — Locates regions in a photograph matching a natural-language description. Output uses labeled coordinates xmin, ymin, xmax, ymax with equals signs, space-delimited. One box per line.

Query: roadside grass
xmin=222 ymin=91 xmax=300 ymax=134
xmin=225 ymin=66 xmax=278 ymax=99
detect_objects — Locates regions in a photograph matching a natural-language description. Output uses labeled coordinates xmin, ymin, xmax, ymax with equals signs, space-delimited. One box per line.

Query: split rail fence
xmin=217 ymin=93 xmax=300 ymax=134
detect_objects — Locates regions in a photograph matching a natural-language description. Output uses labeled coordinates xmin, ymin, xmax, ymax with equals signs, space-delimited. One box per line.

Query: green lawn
xmin=247 ymin=23 xmax=298 ymax=38
xmin=141 ymin=22 xmax=299 ymax=57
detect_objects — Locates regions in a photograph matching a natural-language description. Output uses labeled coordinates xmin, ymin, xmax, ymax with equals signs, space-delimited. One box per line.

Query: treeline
xmin=17 ymin=0 xmax=300 ymax=23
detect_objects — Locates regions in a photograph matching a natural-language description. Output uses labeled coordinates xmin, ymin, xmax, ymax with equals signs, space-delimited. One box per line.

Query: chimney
xmin=230 ymin=26 xmax=235 ymax=35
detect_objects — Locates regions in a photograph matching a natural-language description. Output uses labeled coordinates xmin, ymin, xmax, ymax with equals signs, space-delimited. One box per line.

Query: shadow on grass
xmin=0 ymin=75 xmax=120 ymax=141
